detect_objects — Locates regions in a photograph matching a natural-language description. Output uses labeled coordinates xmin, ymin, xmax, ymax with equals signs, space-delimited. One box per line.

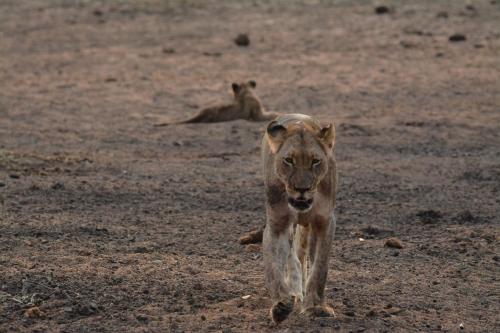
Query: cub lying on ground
xmin=154 ymin=80 xmax=278 ymax=126
xmin=261 ymin=113 xmax=337 ymax=323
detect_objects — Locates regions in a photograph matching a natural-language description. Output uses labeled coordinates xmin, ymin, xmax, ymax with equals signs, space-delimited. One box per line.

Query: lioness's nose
xmin=294 ymin=186 xmax=311 ymax=194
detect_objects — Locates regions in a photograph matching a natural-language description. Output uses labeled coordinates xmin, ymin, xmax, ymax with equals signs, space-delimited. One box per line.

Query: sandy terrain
xmin=1 ymin=0 xmax=499 ymax=332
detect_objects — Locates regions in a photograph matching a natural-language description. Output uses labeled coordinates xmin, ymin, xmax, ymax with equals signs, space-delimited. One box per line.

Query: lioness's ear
xmin=319 ymin=123 xmax=335 ymax=149
xmin=266 ymin=120 xmax=286 ymax=153
xmin=248 ymin=80 xmax=256 ymax=88
xmin=232 ymin=83 xmax=241 ymax=94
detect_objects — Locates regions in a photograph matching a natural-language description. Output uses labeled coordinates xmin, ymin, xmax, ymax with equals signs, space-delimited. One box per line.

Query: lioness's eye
xmin=283 ymin=157 xmax=294 ymax=165
xmin=312 ymin=159 xmax=321 ymax=166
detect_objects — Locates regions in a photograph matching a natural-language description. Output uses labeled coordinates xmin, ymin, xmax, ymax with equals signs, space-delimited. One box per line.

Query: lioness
xmin=262 ymin=113 xmax=337 ymax=323
xmin=154 ymin=80 xmax=278 ymax=126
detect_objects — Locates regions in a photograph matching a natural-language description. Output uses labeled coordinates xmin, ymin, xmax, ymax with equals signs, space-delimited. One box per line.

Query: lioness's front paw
xmin=301 ymin=305 xmax=335 ymax=318
xmin=269 ymin=297 xmax=294 ymax=324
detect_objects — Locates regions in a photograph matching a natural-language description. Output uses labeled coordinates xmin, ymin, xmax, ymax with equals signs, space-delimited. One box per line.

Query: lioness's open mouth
xmin=288 ymin=197 xmax=313 ymax=211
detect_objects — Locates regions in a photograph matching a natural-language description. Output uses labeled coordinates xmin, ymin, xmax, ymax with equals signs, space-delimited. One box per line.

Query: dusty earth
xmin=1 ymin=0 xmax=499 ymax=332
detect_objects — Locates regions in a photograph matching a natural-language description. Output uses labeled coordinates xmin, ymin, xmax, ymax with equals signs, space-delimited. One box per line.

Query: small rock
xmin=436 ymin=11 xmax=448 ymax=18
xmin=134 ymin=246 xmax=150 ymax=253
xmin=93 ymin=9 xmax=103 ymax=16
xmin=234 ymin=34 xmax=250 ymax=47
xmin=105 ymin=77 xmax=118 ymax=82
xmin=435 ymin=52 xmax=445 ymax=57
xmin=0 ymin=182 xmax=5 ymax=187
xmin=51 ymin=181 xmax=65 ymax=190
xmin=172 ymin=141 xmax=183 ymax=147
xmin=201 ymin=314 xmax=206 ymax=321
xmin=136 ymin=314 xmax=149 ymax=322
xmin=345 ymin=310 xmax=355 ymax=317
xmin=245 ymin=244 xmax=261 ymax=253
xmin=162 ymin=48 xmax=175 ymax=54
xmin=400 ymin=41 xmax=416 ymax=49
xmin=25 ymin=307 xmax=44 ymax=318
xmin=374 ymin=6 xmax=390 ymax=14
xmin=385 ymin=237 xmax=404 ymax=249
xmin=361 ymin=225 xmax=394 ymax=238
xmin=417 ymin=210 xmax=443 ymax=224
xmin=449 ymin=34 xmax=466 ymax=42
xmin=9 ymin=174 xmax=20 ymax=179
xmin=202 ymin=51 xmax=222 ymax=57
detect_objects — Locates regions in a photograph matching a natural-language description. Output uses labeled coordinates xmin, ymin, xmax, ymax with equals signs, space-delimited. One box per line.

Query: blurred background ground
xmin=0 ymin=0 xmax=499 ymax=332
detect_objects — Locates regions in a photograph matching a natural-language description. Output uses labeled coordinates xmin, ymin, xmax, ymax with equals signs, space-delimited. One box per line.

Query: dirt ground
xmin=1 ymin=0 xmax=499 ymax=332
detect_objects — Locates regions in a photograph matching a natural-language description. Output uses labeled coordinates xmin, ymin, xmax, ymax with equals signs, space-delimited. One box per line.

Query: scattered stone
xmin=9 ymin=174 xmax=20 ymax=179
xmin=201 ymin=314 xmax=206 ymax=321
xmin=416 ymin=210 xmax=443 ymax=224
xmin=105 ymin=77 xmax=117 ymax=82
xmin=385 ymin=237 xmax=404 ymax=249
xmin=25 ymin=307 xmax=44 ymax=318
xmin=162 ymin=48 xmax=175 ymax=54
xmin=453 ymin=210 xmax=482 ymax=224
xmin=435 ymin=52 xmax=445 ymax=57
xmin=234 ymin=34 xmax=250 ymax=47
xmin=361 ymin=225 xmax=394 ymax=238
xmin=134 ymin=246 xmax=151 ymax=254
xmin=136 ymin=314 xmax=149 ymax=323
xmin=374 ymin=6 xmax=390 ymax=15
xmin=345 ymin=310 xmax=355 ymax=317
xmin=245 ymin=244 xmax=260 ymax=253
xmin=0 ymin=182 xmax=5 ymax=187
xmin=436 ymin=11 xmax=448 ymax=18
xmin=400 ymin=41 xmax=416 ymax=49
xmin=203 ymin=51 xmax=222 ymax=57
xmin=449 ymin=34 xmax=466 ymax=42
xmin=51 ymin=181 xmax=64 ymax=190
xmin=474 ymin=44 xmax=485 ymax=48
xmin=77 ymin=302 xmax=98 ymax=316
xmin=465 ymin=5 xmax=476 ymax=11
xmin=93 ymin=9 xmax=103 ymax=16
xmin=172 ymin=141 xmax=183 ymax=147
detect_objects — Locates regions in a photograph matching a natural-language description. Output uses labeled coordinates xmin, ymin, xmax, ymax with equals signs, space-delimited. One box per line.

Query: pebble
xmin=234 ymin=34 xmax=250 ymax=47
xmin=385 ymin=237 xmax=404 ymax=249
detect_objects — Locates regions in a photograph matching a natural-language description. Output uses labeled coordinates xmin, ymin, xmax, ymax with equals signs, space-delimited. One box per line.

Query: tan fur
xmin=154 ymin=80 xmax=278 ymax=126
xmin=261 ymin=113 xmax=337 ymax=323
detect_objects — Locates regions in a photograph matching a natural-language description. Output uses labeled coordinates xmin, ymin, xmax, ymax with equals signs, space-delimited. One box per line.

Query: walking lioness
xmin=154 ymin=80 xmax=278 ymax=126
xmin=262 ymin=113 xmax=337 ymax=323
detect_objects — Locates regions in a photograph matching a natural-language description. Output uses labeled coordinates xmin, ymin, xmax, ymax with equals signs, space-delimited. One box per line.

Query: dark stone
xmin=234 ymin=34 xmax=250 ymax=47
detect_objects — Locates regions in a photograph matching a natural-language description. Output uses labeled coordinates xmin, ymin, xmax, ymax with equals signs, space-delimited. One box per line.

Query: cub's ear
xmin=266 ymin=120 xmax=286 ymax=153
xmin=248 ymin=80 xmax=256 ymax=88
xmin=319 ymin=123 xmax=335 ymax=149
xmin=232 ymin=83 xmax=241 ymax=94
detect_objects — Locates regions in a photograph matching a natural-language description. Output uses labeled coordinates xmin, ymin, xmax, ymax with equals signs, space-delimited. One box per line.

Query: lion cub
xmin=154 ymin=80 xmax=278 ymax=126
xmin=262 ymin=114 xmax=337 ymax=323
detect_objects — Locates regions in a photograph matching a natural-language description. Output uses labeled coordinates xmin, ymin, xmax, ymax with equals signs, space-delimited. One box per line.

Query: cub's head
xmin=231 ymin=80 xmax=257 ymax=98
xmin=266 ymin=116 xmax=335 ymax=212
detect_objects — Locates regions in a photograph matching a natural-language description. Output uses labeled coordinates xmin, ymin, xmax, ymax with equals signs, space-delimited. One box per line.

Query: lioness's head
xmin=266 ymin=114 xmax=335 ymax=212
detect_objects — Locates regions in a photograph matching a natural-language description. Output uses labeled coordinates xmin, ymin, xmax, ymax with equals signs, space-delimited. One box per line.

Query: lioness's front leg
xmin=302 ymin=214 xmax=336 ymax=317
xmin=263 ymin=211 xmax=295 ymax=324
